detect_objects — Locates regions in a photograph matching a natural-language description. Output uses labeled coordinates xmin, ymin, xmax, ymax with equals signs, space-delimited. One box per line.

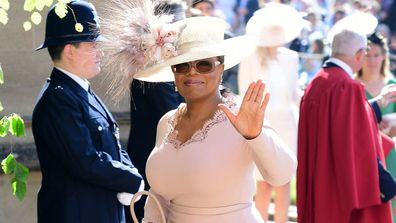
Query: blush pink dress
xmin=143 ymin=97 xmax=296 ymax=223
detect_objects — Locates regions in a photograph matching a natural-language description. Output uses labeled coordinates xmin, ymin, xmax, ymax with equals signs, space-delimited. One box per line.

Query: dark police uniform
xmin=33 ymin=1 xmax=143 ymax=222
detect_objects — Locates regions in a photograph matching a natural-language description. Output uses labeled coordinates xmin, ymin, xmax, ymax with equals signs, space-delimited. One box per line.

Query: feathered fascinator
xmin=100 ymin=0 xmax=256 ymax=99
xmin=99 ymin=0 xmax=186 ymax=99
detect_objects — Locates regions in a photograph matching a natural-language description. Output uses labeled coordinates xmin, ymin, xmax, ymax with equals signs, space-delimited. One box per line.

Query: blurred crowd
xmin=189 ymin=0 xmax=396 ymax=90
xmin=188 ymin=0 xmax=396 ymax=222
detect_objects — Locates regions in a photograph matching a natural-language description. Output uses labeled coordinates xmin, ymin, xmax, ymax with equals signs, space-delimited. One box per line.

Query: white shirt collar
xmin=327 ymin=57 xmax=353 ymax=78
xmin=55 ymin=67 xmax=90 ymax=92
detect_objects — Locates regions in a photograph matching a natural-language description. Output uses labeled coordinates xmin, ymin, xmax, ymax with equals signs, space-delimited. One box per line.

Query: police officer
xmin=32 ymin=1 xmax=143 ymax=222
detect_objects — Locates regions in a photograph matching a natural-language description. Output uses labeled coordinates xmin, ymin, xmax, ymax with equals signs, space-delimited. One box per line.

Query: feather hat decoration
xmin=99 ymin=0 xmax=186 ymax=99
xmin=100 ymin=0 xmax=256 ymax=100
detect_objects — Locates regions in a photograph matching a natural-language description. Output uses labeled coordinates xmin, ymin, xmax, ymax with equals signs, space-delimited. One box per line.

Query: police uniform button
xmin=98 ymin=126 xmax=103 ymax=131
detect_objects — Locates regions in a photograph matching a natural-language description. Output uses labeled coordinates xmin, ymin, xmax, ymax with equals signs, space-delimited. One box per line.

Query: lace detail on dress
xmin=164 ymin=96 xmax=237 ymax=150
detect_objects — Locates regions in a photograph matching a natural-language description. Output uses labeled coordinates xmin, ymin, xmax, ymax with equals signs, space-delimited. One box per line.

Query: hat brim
xmin=35 ymin=34 xmax=106 ymax=51
xmin=327 ymin=12 xmax=378 ymax=43
xmin=134 ymin=35 xmax=257 ymax=82
xmin=246 ymin=2 xmax=303 ymax=47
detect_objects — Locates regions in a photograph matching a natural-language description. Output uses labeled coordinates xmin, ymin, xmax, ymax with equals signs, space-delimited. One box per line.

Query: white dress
xmin=143 ymin=97 xmax=297 ymax=223
xmin=239 ymin=47 xmax=300 ymax=156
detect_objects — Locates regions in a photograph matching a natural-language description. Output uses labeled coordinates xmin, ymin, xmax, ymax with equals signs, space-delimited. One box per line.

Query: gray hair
xmin=331 ymin=29 xmax=367 ymax=55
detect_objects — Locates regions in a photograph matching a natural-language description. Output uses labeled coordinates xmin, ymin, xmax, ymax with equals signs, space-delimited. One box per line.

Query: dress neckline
xmin=164 ymin=95 xmax=237 ymax=150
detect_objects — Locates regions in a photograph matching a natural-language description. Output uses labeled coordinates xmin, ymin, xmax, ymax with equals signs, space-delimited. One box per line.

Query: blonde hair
xmin=256 ymin=46 xmax=278 ymax=68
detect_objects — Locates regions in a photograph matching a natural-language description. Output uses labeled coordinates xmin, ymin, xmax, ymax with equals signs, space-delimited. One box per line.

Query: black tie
xmin=88 ymin=86 xmax=95 ymax=96
xmin=88 ymin=86 xmax=111 ymax=121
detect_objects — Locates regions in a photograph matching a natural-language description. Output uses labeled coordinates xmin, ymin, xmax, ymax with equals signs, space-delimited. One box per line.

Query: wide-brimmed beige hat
xmin=100 ymin=0 xmax=257 ymax=101
xmin=134 ymin=16 xmax=256 ymax=82
xmin=246 ymin=2 xmax=304 ymax=47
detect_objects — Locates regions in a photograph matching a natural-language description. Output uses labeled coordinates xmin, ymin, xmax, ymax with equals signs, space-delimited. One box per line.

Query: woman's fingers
xmin=243 ymin=80 xmax=264 ymax=103
xmin=253 ymin=81 xmax=265 ymax=103
xmin=242 ymin=82 xmax=255 ymax=102
xmin=250 ymin=80 xmax=262 ymax=102
xmin=220 ymin=80 xmax=268 ymax=138
xmin=260 ymin=92 xmax=270 ymax=111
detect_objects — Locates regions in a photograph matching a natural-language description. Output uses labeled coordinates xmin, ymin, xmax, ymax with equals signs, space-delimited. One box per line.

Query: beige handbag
xmin=130 ymin=190 xmax=166 ymax=223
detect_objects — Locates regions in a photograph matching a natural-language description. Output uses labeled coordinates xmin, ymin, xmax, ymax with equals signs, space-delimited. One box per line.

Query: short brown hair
xmin=47 ymin=42 xmax=81 ymax=62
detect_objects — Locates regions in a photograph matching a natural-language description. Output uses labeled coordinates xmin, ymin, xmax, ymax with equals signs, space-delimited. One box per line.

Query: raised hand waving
xmin=219 ymin=80 xmax=270 ymax=139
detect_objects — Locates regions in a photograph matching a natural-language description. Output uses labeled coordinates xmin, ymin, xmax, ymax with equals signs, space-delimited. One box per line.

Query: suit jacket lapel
xmin=87 ymin=92 xmax=110 ymax=120
xmin=89 ymin=91 xmax=117 ymax=124
xmin=50 ymin=68 xmax=110 ymax=120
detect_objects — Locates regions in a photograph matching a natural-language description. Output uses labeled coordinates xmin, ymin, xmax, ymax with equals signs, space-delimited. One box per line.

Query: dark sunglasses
xmin=171 ymin=59 xmax=221 ymax=75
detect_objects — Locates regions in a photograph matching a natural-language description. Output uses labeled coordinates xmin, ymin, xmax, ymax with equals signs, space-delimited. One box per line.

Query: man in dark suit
xmin=32 ymin=1 xmax=143 ymax=223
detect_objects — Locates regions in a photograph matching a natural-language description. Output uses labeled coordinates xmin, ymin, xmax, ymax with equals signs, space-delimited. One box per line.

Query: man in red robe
xmin=297 ymin=29 xmax=393 ymax=223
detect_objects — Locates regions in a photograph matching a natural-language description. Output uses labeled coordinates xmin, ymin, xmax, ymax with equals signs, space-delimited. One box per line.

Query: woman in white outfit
xmin=238 ymin=3 xmax=303 ymax=223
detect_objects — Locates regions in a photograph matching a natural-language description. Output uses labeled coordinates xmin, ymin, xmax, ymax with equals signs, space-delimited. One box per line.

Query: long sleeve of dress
xmin=247 ymin=125 xmax=297 ymax=186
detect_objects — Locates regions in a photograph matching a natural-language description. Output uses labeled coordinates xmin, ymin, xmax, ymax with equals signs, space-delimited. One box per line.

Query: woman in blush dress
xmin=141 ymin=17 xmax=296 ymax=223
xmin=100 ymin=1 xmax=297 ymax=222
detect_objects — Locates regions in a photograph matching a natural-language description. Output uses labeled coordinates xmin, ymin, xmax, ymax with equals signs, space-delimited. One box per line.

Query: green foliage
xmin=0 ymin=0 xmax=10 ymax=10
xmin=1 ymin=0 xmax=73 ymax=31
xmin=0 ymin=116 xmax=10 ymax=137
xmin=0 ymin=65 xmax=3 ymax=84
xmin=12 ymin=177 xmax=27 ymax=201
xmin=1 ymin=153 xmax=16 ymax=174
xmin=54 ymin=1 xmax=68 ymax=19
xmin=31 ymin=11 xmax=42 ymax=25
xmin=24 ymin=0 xmax=53 ymax=12
xmin=0 ymin=0 xmax=9 ymax=25
xmin=23 ymin=21 xmax=32 ymax=31
xmin=0 ymin=114 xmax=25 ymax=137
xmin=1 ymin=154 xmax=29 ymax=201
xmin=9 ymin=114 xmax=26 ymax=137
xmin=23 ymin=0 xmax=54 ymax=30
xmin=0 ymin=65 xmax=29 ymax=201
xmin=23 ymin=0 xmax=37 ymax=12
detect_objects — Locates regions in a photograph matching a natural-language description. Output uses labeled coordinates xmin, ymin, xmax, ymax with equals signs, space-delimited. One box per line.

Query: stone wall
xmin=0 ymin=1 xmax=131 ymax=222
xmin=0 ymin=171 xmax=41 ymax=223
